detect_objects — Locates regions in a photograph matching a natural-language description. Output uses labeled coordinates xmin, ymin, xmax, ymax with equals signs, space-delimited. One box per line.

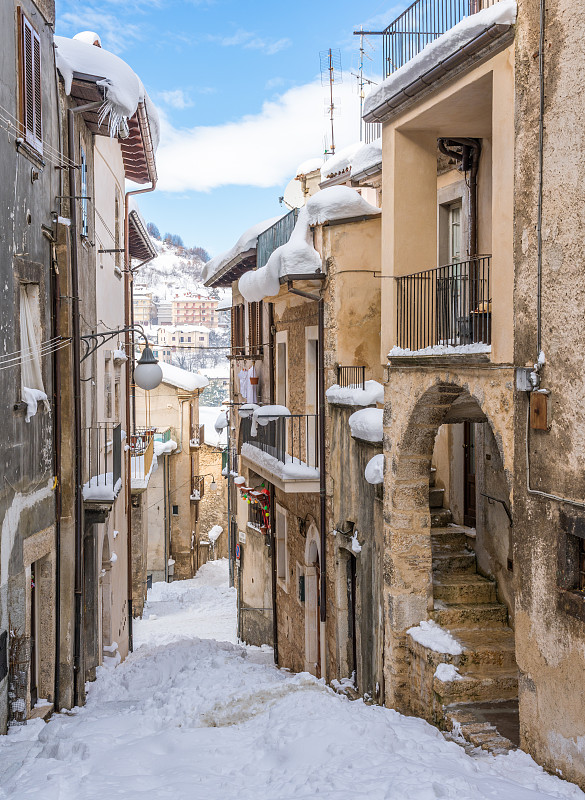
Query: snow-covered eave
xmin=351 ymin=161 xmax=382 ymax=184
xmin=279 ymin=271 xmax=326 ymax=286
xmin=129 ymin=208 xmax=156 ymax=261
xmin=311 ymin=211 xmax=381 ymax=230
xmin=363 ymin=22 xmax=514 ymax=124
xmin=319 ymin=169 xmax=352 ymax=189
xmin=203 ymin=248 xmax=256 ymax=288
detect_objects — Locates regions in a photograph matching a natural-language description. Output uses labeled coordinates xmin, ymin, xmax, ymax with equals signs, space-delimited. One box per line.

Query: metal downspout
xmin=124 ymin=182 xmax=156 ymax=651
xmin=268 ymin=302 xmax=278 ymax=662
xmin=68 ymin=100 xmax=102 ymax=706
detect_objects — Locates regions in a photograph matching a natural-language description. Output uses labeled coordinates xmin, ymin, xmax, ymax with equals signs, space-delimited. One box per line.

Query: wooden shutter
xmin=248 ymin=302 xmax=263 ymax=355
xmin=21 ymin=12 xmax=43 ymax=154
xmin=231 ymin=304 xmax=245 ymax=353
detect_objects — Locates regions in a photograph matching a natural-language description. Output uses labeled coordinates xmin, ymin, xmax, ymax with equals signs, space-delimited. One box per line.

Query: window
xmin=80 ymin=145 xmax=88 ymax=238
xmin=248 ymin=301 xmax=263 ymax=355
xmin=172 ymin=505 xmax=179 ymax=516
xmin=19 ymin=11 xmax=42 ymax=154
xmin=199 ymin=337 xmax=204 ymax=342
xmin=20 ymin=283 xmax=44 ymax=392
xmin=231 ymin=304 xmax=245 ymax=354
xmin=449 ymin=203 xmax=462 ymax=263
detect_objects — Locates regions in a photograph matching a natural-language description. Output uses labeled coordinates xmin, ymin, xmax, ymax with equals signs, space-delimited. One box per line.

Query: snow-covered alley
xmin=0 ymin=560 xmax=583 ymax=800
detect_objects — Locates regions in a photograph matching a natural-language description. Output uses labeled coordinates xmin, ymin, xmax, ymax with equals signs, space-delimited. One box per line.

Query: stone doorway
xmin=304 ymin=528 xmax=321 ymax=678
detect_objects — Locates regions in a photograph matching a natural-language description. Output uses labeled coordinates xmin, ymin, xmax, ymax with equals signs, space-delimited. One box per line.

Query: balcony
xmin=382 ymin=0 xmax=500 ymax=78
xmin=395 ymin=256 xmax=491 ymax=352
xmin=191 ymin=475 xmax=205 ymax=518
xmin=190 ymin=424 xmax=205 ymax=449
xmin=82 ymin=423 xmax=122 ymax=511
xmin=240 ymin=413 xmax=319 ymax=493
xmin=337 ymin=366 xmax=366 ymax=391
xmin=130 ymin=429 xmax=155 ymax=492
xmin=256 ymin=208 xmax=299 ymax=269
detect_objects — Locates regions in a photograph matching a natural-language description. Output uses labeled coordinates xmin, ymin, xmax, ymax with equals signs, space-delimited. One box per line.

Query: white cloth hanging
xmin=246 ymin=365 xmax=257 ymax=404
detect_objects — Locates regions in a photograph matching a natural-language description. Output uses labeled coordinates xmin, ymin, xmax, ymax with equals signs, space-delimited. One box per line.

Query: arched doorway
xmin=99 ymin=533 xmax=113 ymax=663
xmin=304 ymin=526 xmax=321 ymax=677
xmin=384 ymin=377 xmax=516 ymax=745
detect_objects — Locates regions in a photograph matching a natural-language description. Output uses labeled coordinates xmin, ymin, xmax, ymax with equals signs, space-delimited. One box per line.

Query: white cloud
xmin=158 ymin=89 xmax=194 ymax=109
xmin=155 ymin=80 xmax=362 ymax=193
xmin=58 ymin=8 xmax=144 ymax=53
xmin=213 ymin=29 xmax=291 ymax=55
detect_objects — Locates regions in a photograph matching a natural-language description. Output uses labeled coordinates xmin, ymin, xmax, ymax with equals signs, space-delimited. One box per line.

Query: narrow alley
xmin=0 ymin=560 xmax=582 ymax=800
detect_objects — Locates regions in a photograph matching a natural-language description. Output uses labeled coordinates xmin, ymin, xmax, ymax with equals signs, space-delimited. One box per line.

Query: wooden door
xmin=348 ymin=555 xmax=358 ymax=687
xmin=30 ymin=563 xmax=38 ymax=707
xmin=463 ymin=421 xmax=476 ymax=527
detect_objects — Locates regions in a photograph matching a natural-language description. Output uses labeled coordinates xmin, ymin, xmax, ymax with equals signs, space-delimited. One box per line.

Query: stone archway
xmin=383 ymin=371 xmax=514 ymax=711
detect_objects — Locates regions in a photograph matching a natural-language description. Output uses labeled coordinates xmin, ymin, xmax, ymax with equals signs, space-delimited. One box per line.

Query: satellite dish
xmin=283 ymin=178 xmax=305 ymax=209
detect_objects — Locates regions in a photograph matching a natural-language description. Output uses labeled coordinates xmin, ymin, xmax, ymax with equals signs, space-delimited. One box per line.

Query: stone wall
xmin=198 ymin=444 xmax=228 ymax=562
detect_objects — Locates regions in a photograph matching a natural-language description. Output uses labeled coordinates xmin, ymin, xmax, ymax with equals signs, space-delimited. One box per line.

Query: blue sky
xmin=55 ymin=0 xmax=405 ymax=258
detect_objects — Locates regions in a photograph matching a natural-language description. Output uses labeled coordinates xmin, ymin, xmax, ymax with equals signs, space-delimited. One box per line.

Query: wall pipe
xmin=124 ymin=182 xmax=156 ymax=652
xmin=536 ymin=0 xmax=545 ymax=355
xmin=268 ymin=302 xmax=278 ymax=663
xmin=287 ymin=282 xmax=327 ymax=625
xmin=437 ymin=137 xmax=481 ymax=257
xmin=67 ymin=100 xmax=102 ymax=706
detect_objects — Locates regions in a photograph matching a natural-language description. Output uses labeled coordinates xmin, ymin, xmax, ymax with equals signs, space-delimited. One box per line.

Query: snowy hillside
xmin=135 ymin=237 xmax=212 ymax=300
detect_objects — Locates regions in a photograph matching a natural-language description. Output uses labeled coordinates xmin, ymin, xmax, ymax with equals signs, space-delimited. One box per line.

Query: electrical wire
xmin=0 ymin=337 xmax=71 ymax=366
xmin=0 ymin=335 xmax=65 ymax=361
xmin=0 ymin=102 xmax=78 ymax=168
xmin=0 ymin=339 xmax=71 ymax=372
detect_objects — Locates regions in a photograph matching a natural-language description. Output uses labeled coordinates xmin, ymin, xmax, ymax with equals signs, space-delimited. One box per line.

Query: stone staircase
xmin=406 ymin=469 xmax=518 ymax=754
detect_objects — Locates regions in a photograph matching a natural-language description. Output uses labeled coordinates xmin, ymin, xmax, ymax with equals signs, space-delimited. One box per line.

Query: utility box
xmin=516 ymin=367 xmax=533 ymax=392
xmin=530 ymin=391 xmax=551 ymax=430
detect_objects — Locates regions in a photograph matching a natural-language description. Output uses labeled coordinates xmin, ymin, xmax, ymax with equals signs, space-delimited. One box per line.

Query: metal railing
xmin=337 ymin=366 xmax=366 ymax=390
xmin=190 ymin=423 xmax=205 ymax=448
xmin=130 ymin=432 xmax=154 ymax=482
xmin=154 ymin=427 xmax=172 ymax=443
xmin=382 ymin=0 xmax=500 ymax=77
xmin=257 ymin=208 xmax=299 ymax=269
xmin=84 ymin=423 xmax=122 ymax=496
xmin=241 ymin=413 xmax=319 ymax=471
xmin=364 ymin=122 xmax=382 ymax=144
xmin=395 ymin=256 xmax=491 ymax=351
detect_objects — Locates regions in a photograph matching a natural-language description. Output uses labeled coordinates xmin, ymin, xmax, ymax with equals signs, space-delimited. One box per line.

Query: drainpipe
xmin=287 ymin=283 xmax=327 ymax=625
xmin=124 ymin=182 xmax=156 ymax=651
xmin=438 ymin=138 xmax=481 ymax=257
xmin=68 ymin=100 xmax=102 ymax=707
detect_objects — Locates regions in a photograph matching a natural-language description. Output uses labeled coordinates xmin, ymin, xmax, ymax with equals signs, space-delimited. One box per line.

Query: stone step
xmin=434 ymin=573 xmax=498 ymax=605
xmin=431 ymin=526 xmax=468 ymax=552
xmin=429 ymin=487 xmax=445 ymax=509
xmin=434 ymin=667 xmax=518 ymax=705
xmin=431 ymin=602 xmax=509 ymax=629
xmin=444 ymin=707 xmax=517 ymax=754
xmin=450 ymin=627 xmax=517 ymax=669
xmin=432 ymin=551 xmax=477 ymax=574
xmin=431 ymin=507 xmax=453 ymax=528
xmin=429 ymin=467 xmax=437 ymax=488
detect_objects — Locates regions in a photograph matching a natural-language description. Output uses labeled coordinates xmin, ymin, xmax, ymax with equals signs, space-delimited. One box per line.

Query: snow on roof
xmin=326 ymin=380 xmax=384 ymax=407
xmin=202 ymin=216 xmax=283 ymax=285
xmin=73 ymin=31 xmax=102 ymax=47
xmin=351 ymin=139 xmax=382 ymax=179
xmin=348 ymin=407 xmax=383 ymax=443
xmin=296 ymin=157 xmax=324 ymax=177
xmin=216 ymin=296 xmax=232 ymax=311
xmin=159 ymin=361 xmax=209 ymax=392
xmin=159 ymin=324 xmax=211 ymax=333
xmin=320 ymin=143 xmax=362 ymax=181
xmin=305 ymin=186 xmax=380 ymax=226
xmin=363 ymin=0 xmax=517 ymax=120
xmin=238 ymin=187 xmax=379 ymax=303
xmin=54 ymin=35 xmax=160 ymax=148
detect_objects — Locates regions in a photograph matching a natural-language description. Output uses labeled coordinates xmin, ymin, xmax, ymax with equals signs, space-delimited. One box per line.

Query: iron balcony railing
xmin=241 ymin=413 xmax=319 ymax=471
xmin=191 ymin=474 xmax=205 ymax=502
xmin=83 ymin=423 xmax=122 ymax=498
xmin=190 ymin=423 xmax=205 ymax=448
xmin=257 ymin=208 xmax=299 ymax=269
xmin=364 ymin=122 xmax=382 ymax=144
xmin=337 ymin=366 xmax=366 ymax=391
xmin=130 ymin=431 xmax=154 ymax=482
xmin=395 ymin=255 xmax=491 ymax=351
xmin=382 ymin=0 xmax=500 ymax=78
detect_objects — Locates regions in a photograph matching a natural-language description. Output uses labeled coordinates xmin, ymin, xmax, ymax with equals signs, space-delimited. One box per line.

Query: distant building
xmin=133 ymin=290 xmax=157 ymax=326
xmin=156 ymin=325 xmax=210 ymax=363
xmin=157 ymin=301 xmax=172 ymax=325
xmin=171 ymin=293 xmax=218 ymax=328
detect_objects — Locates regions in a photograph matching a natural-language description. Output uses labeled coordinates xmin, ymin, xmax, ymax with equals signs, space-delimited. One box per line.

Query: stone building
xmin=171 ymin=293 xmax=218 ymax=328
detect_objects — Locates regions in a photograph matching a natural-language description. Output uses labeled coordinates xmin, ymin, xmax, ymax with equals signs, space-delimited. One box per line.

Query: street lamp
xmin=200 ymin=473 xmax=218 ymax=491
xmin=133 ymin=345 xmax=163 ymax=391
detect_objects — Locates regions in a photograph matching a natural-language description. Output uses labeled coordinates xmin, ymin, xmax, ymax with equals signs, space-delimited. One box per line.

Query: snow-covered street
xmin=0 ymin=560 xmax=583 ymax=800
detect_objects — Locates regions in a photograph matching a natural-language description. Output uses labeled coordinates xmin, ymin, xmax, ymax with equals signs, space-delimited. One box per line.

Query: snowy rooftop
xmin=203 ymin=216 xmax=284 ymax=287
xmin=295 ymin=157 xmax=324 ymax=176
xmin=363 ymin=0 xmax=517 ymax=122
xmin=159 ymin=362 xmax=209 ymax=392
xmin=158 ymin=324 xmax=211 ymax=333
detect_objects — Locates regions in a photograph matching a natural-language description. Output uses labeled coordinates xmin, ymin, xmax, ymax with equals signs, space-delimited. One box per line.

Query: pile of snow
xmin=241 ymin=443 xmax=319 ymax=481
xmin=365 ymin=453 xmax=384 ymax=485
xmin=214 ymin=410 xmax=228 ymax=433
xmin=1 ymin=558 xmax=583 ymax=800
xmin=54 ymin=35 xmax=160 ymax=146
xmin=239 ymin=188 xmax=379 ymax=304
xmin=154 ymin=439 xmax=177 ymax=456
xmin=21 ymin=387 xmax=48 ymax=423
xmin=351 ymin=531 xmax=362 ymax=554
xmin=321 ymin=142 xmax=362 ymax=181
xmin=203 ymin=216 xmax=283 ymax=285
xmin=112 ymin=349 xmax=127 ymax=362
xmin=305 ymin=186 xmax=380 ymax=226
xmin=434 ymin=663 xmax=463 ymax=682
xmin=326 ymin=380 xmax=383 ymax=407
xmin=82 ymin=473 xmax=122 ymax=502
xmin=296 ymin=157 xmax=324 ymax=176
xmin=351 ymin=138 xmax=383 ymax=178
xmin=160 ymin=361 xmax=209 ymax=392
xmin=348 ymin=408 xmax=383 ymax=443
xmin=199 ymin=406 xmax=228 ymax=447
xmin=239 ymin=403 xmax=259 ymax=418
xmin=207 ymin=525 xmax=223 ymax=543
xmin=389 ymin=343 xmax=491 ymax=357
xmin=407 ymin=619 xmax=463 ymax=656
xmin=364 ymin=0 xmax=517 ymax=118
xmin=250 ymin=404 xmax=290 ymax=436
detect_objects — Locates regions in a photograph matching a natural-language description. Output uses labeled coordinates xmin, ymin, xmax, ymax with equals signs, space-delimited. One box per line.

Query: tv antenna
xmin=352 ymin=28 xmax=378 ymax=141
xmin=320 ymin=48 xmax=342 ymax=156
